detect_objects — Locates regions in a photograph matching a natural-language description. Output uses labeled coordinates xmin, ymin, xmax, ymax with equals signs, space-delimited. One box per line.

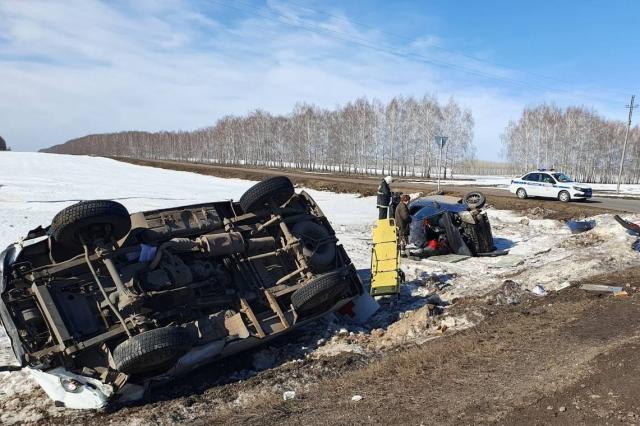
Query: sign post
xmin=434 ymin=136 xmax=448 ymax=192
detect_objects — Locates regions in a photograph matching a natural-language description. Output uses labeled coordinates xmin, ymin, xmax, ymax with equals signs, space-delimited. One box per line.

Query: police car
xmin=509 ymin=169 xmax=592 ymax=202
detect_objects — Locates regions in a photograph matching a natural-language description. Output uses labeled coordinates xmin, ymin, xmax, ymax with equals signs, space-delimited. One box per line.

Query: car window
xmin=552 ymin=173 xmax=572 ymax=183
xmin=541 ymin=174 xmax=556 ymax=184
xmin=524 ymin=173 xmax=539 ymax=182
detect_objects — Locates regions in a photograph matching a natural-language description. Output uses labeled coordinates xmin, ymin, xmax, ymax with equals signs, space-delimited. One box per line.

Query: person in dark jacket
xmin=395 ymin=194 xmax=412 ymax=252
xmin=377 ymin=176 xmax=393 ymax=219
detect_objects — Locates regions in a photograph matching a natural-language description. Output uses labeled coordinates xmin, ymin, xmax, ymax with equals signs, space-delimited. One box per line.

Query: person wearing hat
xmin=377 ymin=176 xmax=394 ymax=219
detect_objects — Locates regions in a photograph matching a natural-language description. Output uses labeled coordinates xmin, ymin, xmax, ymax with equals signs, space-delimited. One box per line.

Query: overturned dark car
xmin=0 ymin=176 xmax=362 ymax=408
xmin=407 ymin=192 xmax=497 ymax=258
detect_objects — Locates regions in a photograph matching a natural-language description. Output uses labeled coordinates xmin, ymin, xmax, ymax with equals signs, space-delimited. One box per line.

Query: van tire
xmin=112 ymin=327 xmax=193 ymax=375
xmin=291 ymin=270 xmax=352 ymax=317
xmin=51 ymin=200 xmax=131 ymax=250
xmin=239 ymin=176 xmax=295 ymax=213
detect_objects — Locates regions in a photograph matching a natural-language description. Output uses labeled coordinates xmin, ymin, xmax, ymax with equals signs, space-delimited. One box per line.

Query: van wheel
xmin=112 ymin=327 xmax=193 ymax=375
xmin=50 ymin=200 xmax=131 ymax=250
xmin=239 ymin=176 xmax=295 ymax=213
xmin=558 ymin=191 xmax=571 ymax=202
xmin=291 ymin=270 xmax=353 ymax=317
xmin=516 ymin=188 xmax=527 ymax=199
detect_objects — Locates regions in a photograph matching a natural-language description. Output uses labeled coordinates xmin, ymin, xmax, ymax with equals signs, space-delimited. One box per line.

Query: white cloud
xmin=0 ymin=0 xmax=623 ymax=159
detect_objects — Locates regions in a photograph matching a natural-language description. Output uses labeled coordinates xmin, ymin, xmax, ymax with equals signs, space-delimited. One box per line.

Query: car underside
xmin=407 ymin=194 xmax=497 ymax=258
xmin=0 ymin=176 xmax=363 ymax=407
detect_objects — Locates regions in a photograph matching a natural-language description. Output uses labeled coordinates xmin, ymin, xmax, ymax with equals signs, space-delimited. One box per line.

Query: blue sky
xmin=0 ymin=0 xmax=637 ymax=159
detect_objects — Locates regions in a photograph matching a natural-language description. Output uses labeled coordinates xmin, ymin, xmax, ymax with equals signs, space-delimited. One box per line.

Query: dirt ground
xmin=112 ymin=157 xmax=615 ymax=221
xmin=27 ymin=267 xmax=639 ymax=425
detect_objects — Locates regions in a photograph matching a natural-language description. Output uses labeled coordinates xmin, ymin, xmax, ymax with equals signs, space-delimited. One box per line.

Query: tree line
xmin=0 ymin=135 xmax=7 ymax=151
xmin=502 ymin=104 xmax=640 ymax=184
xmin=43 ymin=96 xmax=475 ymax=178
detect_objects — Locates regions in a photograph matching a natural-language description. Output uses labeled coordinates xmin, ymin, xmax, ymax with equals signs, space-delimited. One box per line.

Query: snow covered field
xmin=1 ymin=152 xmax=639 ymax=424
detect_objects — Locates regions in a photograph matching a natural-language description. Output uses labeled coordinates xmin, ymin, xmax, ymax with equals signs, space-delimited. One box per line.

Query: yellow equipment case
xmin=370 ymin=218 xmax=403 ymax=296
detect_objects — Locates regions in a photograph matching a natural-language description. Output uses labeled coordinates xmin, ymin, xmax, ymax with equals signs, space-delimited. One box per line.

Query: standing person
xmin=395 ymin=194 xmax=412 ymax=253
xmin=377 ymin=176 xmax=393 ymax=219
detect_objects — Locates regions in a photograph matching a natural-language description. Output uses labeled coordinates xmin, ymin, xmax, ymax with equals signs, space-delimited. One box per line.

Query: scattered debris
xmin=566 ymin=220 xmax=596 ymax=234
xmin=283 ymin=391 xmax=296 ymax=401
xmin=530 ymin=285 xmax=547 ymax=296
xmin=614 ymin=214 xmax=640 ymax=235
xmin=579 ymin=284 xmax=624 ymax=294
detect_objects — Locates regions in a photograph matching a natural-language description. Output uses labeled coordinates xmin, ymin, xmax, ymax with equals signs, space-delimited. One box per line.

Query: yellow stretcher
xmin=370 ymin=218 xmax=403 ymax=296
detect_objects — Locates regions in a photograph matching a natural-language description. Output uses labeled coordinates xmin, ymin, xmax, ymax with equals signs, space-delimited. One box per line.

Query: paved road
xmin=438 ymin=185 xmax=640 ymax=214
xmin=580 ymin=196 xmax=640 ymax=213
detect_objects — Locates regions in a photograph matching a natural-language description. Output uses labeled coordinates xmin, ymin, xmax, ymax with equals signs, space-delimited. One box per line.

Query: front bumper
xmin=572 ymin=189 xmax=592 ymax=198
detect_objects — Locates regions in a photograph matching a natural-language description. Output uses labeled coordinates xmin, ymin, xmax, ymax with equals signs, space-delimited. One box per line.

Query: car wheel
xmin=463 ymin=191 xmax=486 ymax=209
xmin=239 ymin=176 xmax=295 ymax=213
xmin=50 ymin=200 xmax=131 ymax=250
xmin=516 ymin=188 xmax=527 ymax=199
xmin=112 ymin=327 xmax=193 ymax=375
xmin=291 ymin=221 xmax=336 ymax=270
xmin=558 ymin=191 xmax=571 ymax=202
xmin=291 ymin=270 xmax=353 ymax=317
